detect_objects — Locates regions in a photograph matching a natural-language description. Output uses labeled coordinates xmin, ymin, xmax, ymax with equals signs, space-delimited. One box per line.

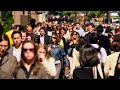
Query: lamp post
xmin=28 ymin=11 xmax=31 ymax=25
xmin=107 ymin=11 xmax=111 ymax=24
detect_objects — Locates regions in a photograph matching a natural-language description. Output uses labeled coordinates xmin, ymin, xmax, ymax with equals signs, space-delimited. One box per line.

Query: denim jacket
xmin=49 ymin=44 xmax=69 ymax=67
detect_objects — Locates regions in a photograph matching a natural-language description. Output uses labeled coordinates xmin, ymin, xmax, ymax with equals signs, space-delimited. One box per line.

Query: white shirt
xmin=13 ymin=45 xmax=22 ymax=62
xmin=40 ymin=35 xmax=44 ymax=44
xmin=74 ymin=27 xmax=86 ymax=37
xmin=41 ymin=57 xmax=57 ymax=78
xmin=91 ymin=44 xmax=107 ymax=64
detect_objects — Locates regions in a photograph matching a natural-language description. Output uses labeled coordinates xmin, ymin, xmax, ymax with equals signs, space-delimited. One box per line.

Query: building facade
xmin=12 ymin=11 xmax=48 ymax=26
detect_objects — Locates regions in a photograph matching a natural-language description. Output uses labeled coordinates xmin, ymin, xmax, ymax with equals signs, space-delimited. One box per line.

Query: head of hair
xmin=77 ymin=36 xmax=85 ymax=50
xmin=21 ymin=29 xmax=27 ymax=33
xmin=0 ymin=34 xmax=10 ymax=49
xmin=36 ymin=22 xmax=42 ymax=27
xmin=37 ymin=44 xmax=50 ymax=60
xmin=110 ymin=40 xmax=120 ymax=52
xmin=105 ymin=26 xmax=112 ymax=33
xmin=89 ymin=32 xmax=99 ymax=44
xmin=14 ymin=41 xmax=41 ymax=77
xmin=112 ymin=34 xmax=120 ymax=42
xmin=79 ymin=44 xmax=100 ymax=68
xmin=60 ymin=27 xmax=67 ymax=33
xmin=96 ymin=25 xmax=103 ymax=33
xmin=70 ymin=31 xmax=80 ymax=45
xmin=51 ymin=32 xmax=60 ymax=44
xmin=11 ymin=31 xmax=22 ymax=39
xmin=88 ymin=23 xmax=95 ymax=28
xmin=11 ymin=24 xmax=16 ymax=30
xmin=21 ymin=40 xmax=37 ymax=62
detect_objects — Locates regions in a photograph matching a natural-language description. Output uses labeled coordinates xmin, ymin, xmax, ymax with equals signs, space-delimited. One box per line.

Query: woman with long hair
xmin=37 ymin=44 xmax=57 ymax=79
xmin=14 ymin=40 xmax=48 ymax=79
xmin=0 ymin=34 xmax=17 ymax=79
xmin=73 ymin=44 xmax=105 ymax=79
xmin=48 ymin=32 xmax=69 ymax=79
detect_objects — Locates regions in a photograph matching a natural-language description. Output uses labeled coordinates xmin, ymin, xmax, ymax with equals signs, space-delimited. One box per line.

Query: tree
xmin=49 ymin=11 xmax=79 ymax=16
xmin=86 ymin=11 xmax=107 ymax=18
xmin=0 ymin=11 xmax=14 ymax=34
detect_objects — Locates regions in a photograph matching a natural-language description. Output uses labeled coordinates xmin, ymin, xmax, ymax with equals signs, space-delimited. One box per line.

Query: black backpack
xmin=114 ymin=53 xmax=120 ymax=79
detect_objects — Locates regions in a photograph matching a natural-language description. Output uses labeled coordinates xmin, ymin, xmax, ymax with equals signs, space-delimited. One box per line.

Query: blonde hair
xmin=70 ymin=31 xmax=80 ymax=45
xmin=37 ymin=44 xmax=50 ymax=60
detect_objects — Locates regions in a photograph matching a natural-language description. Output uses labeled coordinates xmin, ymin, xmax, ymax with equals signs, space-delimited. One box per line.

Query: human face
xmin=0 ymin=41 xmax=9 ymax=56
xmin=61 ymin=29 xmax=65 ymax=36
xmin=68 ymin=25 xmax=72 ymax=30
xmin=37 ymin=47 xmax=46 ymax=60
xmin=27 ymin=36 xmax=32 ymax=41
xmin=51 ymin=35 xmax=57 ymax=43
xmin=76 ymin=24 xmax=80 ymax=29
xmin=12 ymin=33 xmax=22 ymax=48
xmin=39 ymin=29 xmax=45 ymax=36
xmin=23 ymin=43 xmax=34 ymax=61
xmin=56 ymin=31 xmax=60 ymax=36
xmin=72 ymin=33 xmax=77 ymax=39
xmin=21 ymin=32 xmax=27 ymax=42
xmin=88 ymin=25 xmax=94 ymax=32
xmin=27 ymin=26 xmax=33 ymax=34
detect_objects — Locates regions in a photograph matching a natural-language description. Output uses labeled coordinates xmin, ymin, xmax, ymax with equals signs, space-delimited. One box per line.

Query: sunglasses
xmin=23 ymin=48 xmax=34 ymax=52
xmin=72 ymin=34 xmax=77 ymax=36
xmin=52 ymin=37 xmax=57 ymax=39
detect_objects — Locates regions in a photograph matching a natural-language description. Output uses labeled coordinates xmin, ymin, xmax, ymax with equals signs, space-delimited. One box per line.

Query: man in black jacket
xmin=34 ymin=27 xmax=50 ymax=46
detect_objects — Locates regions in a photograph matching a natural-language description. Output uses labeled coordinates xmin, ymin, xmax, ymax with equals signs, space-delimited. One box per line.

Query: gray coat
xmin=0 ymin=53 xmax=17 ymax=79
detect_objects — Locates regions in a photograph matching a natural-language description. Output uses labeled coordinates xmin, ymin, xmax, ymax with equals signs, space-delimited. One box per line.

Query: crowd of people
xmin=0 ymin=20 xmax=120 ymax=79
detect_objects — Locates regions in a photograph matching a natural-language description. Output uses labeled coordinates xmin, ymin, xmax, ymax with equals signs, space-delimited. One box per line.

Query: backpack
xmin=114 ymin=53 xmax=120 ymax=79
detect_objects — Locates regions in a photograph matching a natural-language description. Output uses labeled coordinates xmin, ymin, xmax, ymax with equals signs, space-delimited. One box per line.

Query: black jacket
xmin=34 ymin=34 xmax=50 ymax=46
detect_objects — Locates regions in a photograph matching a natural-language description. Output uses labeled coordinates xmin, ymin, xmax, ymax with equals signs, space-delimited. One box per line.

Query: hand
xmin=39 ymin=54 xmax=45 ymax=60
xmin=48 ymin=45 xmax=51 ymax=51
xmin=64 ymin=66 xmax=70 ymax=77
xmin=38 ymin=54 xmax=45 ymax=63
xmin=69 ymin=42 xmax=73 ymax=46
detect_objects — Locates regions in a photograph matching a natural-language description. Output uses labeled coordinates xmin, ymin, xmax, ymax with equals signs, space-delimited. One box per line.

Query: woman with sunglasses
xmin=0 ymin=34 xmax=17 ymax=79
xmin=67 ymin=31 xmax=80 ymax=57
xmin=14 ymin=40 xmax=48 ymax=79
xmin=37 ymin=44 xmax=57 ymax=79
xmin=48 ymin=32 xmax=69 ymax=79
xmin=66 ymin=31 xmax=81 ymax=78
xmin=55 ymin=29 xmax=67 ymax=54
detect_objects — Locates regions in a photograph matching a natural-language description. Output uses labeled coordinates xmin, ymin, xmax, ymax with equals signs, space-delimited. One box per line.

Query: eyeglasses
xmin=52 ymin=37 xmax=57 ymax=39
xmin=23 ymin=48 xmax=34 ymax=52
xmin=72 ymin=34 xmax=77 ymax=36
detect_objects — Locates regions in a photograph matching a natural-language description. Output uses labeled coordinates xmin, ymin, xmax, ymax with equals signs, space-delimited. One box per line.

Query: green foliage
xmin=0 ymin=11 xmax=14 ymax=34
xmin=86 ymin=11 xmax=107 ymax=17
xmin=50 ymin=11 xmax=79 ymax=16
